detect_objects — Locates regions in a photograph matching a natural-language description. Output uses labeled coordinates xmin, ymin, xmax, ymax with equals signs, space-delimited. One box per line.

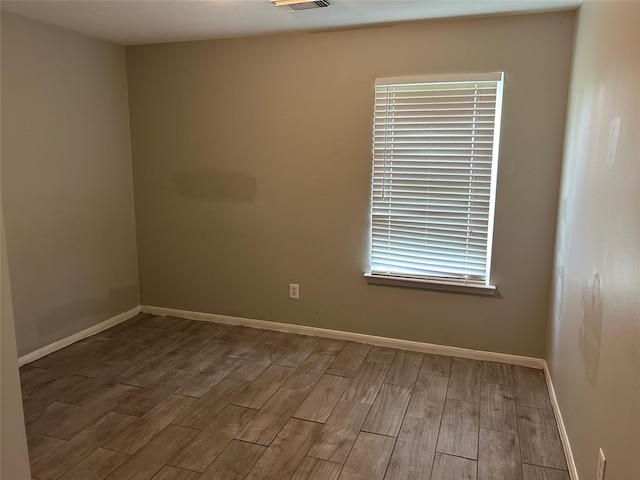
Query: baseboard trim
xmin=141 ymin=305 xmax=545 ymax=369
xmin=18 ymin=306 xmax=141 ymax=367
xmin=543 ymin=362 xmax=579 ymax=480
xmin=147 ymin=305 xmax=578 ymax=474
xmin=17 ymin=303 xmax=577 ymax=476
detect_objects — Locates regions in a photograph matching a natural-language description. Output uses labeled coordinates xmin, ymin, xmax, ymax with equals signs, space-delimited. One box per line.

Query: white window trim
xmin=366 ymin=72 xmax=505 ymax=295
xmin=375 ymin=72 xmax=503 ymax=86
xmin=364 ymin=272 xmax=497 ymax=295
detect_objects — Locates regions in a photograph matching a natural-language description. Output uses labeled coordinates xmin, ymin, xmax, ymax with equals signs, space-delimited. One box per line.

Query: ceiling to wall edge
xmin=0 ymin=0 xmax=581 ymax=46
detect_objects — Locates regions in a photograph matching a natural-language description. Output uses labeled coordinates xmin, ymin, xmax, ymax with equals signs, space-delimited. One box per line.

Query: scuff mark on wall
xmin=173 ymin=169 xmax=258 ymax=203
xmin=553 ymin=265 xmax=564 ymax=324
xmin=606 ymin=116 xmax=621 ymax=166
xmin=560 ymin=195 xmax=568 ymax=224
xmin=579 ymin=271 xmax=603 ymax=386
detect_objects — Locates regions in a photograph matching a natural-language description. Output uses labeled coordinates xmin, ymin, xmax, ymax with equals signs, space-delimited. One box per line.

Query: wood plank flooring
xmin=20 ymin=313 xmax=570 ymax=480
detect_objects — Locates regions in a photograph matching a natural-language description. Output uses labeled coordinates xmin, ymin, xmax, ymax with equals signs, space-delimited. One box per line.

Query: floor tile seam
xmin=423 ymin=374 xmax=450 ymax=480
xmin=521 ymin=462 xmax=570 ymax=472
xmin=359 ymin=426 xmax=402 ymax=439
xmin=434 ymin=448 xmax=479 ymax=462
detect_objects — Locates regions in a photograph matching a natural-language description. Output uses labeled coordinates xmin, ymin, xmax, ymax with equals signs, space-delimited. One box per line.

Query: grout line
xmin=429 ymin=374 xmax=450 ymax=479
xmin=379 ymin=434 xmax=397 ymax=480
xmin=337 ymin=402 xmax=373 ymax=468
xmin=521 ymin=462 xmax=571 ymax=472
xmin=515 ymin=403 xmax=555 ymax=412
xmin=95 ymin=445 xmax=131 ymax=455
xmin=168 ymin=464 xmax=202 ymax=474
xmin=516 ymin=402 xmax=526 ymax=480
xmin=358 ymin=429 xmax=401 ymax=440
xmin=432 ymin=451 xmax=479 ymax=462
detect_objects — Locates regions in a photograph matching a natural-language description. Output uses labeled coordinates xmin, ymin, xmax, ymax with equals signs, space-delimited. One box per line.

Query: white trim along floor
xmin=17 ymin=304 xmax=578 ymax=480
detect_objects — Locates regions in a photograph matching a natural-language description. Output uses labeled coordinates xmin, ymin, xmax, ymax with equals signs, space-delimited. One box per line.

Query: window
xmin=365 ymin=72 xmax=504 ymax=294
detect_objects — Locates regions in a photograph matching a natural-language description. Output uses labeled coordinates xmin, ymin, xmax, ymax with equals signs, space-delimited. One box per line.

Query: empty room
xmin=0 ymin=0 xmax=638 ymax=479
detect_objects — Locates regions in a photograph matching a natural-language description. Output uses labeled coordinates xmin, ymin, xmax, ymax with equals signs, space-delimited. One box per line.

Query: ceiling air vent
xmin=271 ymin=0 xmax=330 ymax=11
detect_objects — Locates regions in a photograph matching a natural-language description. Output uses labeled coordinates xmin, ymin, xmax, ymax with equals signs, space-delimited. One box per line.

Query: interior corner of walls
xmin=18 ymin=305 xmax=141 ymax=366
xmin=0 ymin=213 xmax=32 ymax=478
xmin=2 ymin=12 xmax=141 ymax=360
xmin=542 ymin=361 xmax=580 ymax=480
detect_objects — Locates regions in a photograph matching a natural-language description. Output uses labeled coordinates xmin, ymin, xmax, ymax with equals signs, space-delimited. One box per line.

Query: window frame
xmin=365 ymin=72 xmax=505 ymax=295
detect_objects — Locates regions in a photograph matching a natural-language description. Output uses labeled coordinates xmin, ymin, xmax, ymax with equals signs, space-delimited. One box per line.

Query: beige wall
xmin=1 ymin=12 xmax=140 ymax=356
xmin=127 ymin=11 xmax=575 ymax=357
xmin=1 ymin=216 xmax=31 ymax=479
xmin=547 ymin=1 xmax=640 ymax=479
xmin=1 ymin=13 xmax=31 ymax=471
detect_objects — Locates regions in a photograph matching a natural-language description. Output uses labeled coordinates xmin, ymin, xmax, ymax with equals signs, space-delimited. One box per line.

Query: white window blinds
xmin=369 ymin=73 xmax=504 ymax=289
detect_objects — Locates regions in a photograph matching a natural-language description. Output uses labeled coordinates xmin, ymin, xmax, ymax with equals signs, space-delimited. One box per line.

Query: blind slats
xmin=369 ymin=73 xmax=503 ymax=285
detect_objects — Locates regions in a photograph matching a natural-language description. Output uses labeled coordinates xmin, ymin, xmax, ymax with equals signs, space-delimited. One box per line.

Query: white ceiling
xmin=1 ymin=0 xmax=581 ymax=46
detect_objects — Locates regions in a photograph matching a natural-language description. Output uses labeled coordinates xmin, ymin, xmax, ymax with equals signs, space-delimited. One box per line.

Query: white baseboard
xmin=140 ymin=305 xmax=545 ymax=369
xmin=146 ymin=305 xmax=577 ymax=475
xmin=17 ymin=303 xmax=576 ymax=477
xmin=543 ymin=362 xmax=579 ymax=480
xmin=18 ymin=306 xmax=141 ymax=367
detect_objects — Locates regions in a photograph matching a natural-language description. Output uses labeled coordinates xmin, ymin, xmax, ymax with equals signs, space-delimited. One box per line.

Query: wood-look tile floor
xmin=20 ymin=314 xmax=570 ymax=480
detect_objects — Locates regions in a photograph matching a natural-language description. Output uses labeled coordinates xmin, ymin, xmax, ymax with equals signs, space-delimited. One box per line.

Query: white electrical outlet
xmin=289 ymin=283 xmax=299 ymax=299
xmin=596 ymin=448 xmax=606 ymax=480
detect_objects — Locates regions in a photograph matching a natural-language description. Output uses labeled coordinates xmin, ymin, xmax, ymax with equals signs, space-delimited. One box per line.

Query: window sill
xmin=364 ymin=273 xmax=496 ymax=296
